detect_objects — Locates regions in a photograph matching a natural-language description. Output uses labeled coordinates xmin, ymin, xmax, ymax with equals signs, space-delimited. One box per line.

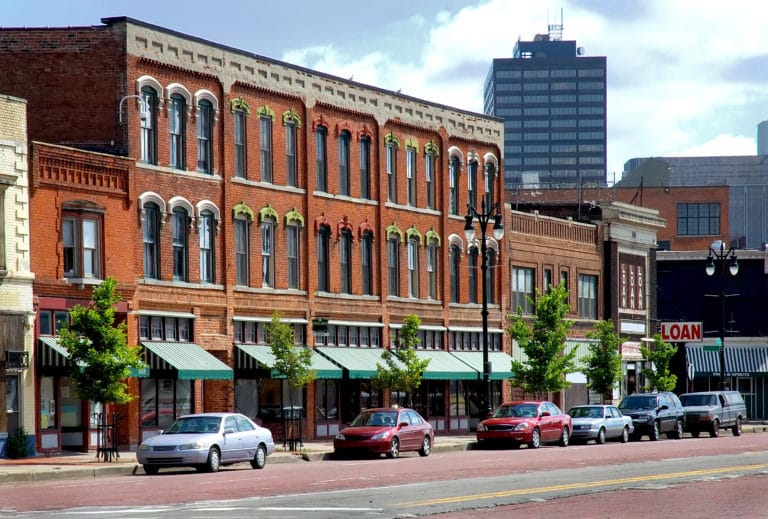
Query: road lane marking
xmin=395 ymin=463 xmax=768 ymax=507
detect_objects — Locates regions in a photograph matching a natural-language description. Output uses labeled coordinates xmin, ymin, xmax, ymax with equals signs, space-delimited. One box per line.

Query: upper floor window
xmin=467 ymin=160 xmax=478 ymax=211
xmin=449 ymin=244 xmax=461 ymax=303
xmin=406 ymin=146 xmax=417 ymax=207
xmin=360 ymin=136 xmax=371 ymax=199
xmin=143 ymin=202 xmax=160 ymax=279
xmin=426 ymin=239 xmax=438 ymax=300
xmin=39 ymin=310 xmax=70 ymax=336
xmin=387 ymin=235 xmax=400 ymax=297
xmin=286 ymin=121 xmax=298 ymax=187
xmin=234 ymin=217 xmax=249 ymax=286
xmin=260 ymin=116 xmax=273 ymax=183
xmin=139 ymin=315 xmax=192 ymax=342
xmin=140 ymin=87 xmax=158 ymax=165
xmin=468 ymin=246 xmax=478 ymax=304
xmin=578 ymin=274 xmax=598 ymax=319
xmin=449 ymin=156 xmax=460 ymax=215
xmin=361 ymin=230 xmax=374 ymax=296
xmin=172 ymin=208 xmax=188 ymax=282
xmin=387 ymin=143 xmax=397 ymax=202
xmin=485 ymin=248 xmax=497 ymax=305
xmin=340 ymin=228 xmax=352 ymax=294
xmin=286 ymin=223 xmax=300 ymax=289
xmin=484 ymin=162 xmax=495 ymax=209
xmin=544 ymin=268 xmax=553 ymax=294
xmin=317 ymin=225 xmax=330 ymax=292
xmin=425 ymin=151 xmax=436 ymax=210
xmin=199 ymin=211 xmax=215 ymax=283
xmin=235 ymin=321 xmax=304 ymax=345
xmin=197 ymin=100 xmax=214 ymax=173
xmin=677 ymin=202 xmax=720 ymax=236
xmin=316 ymin=126 xmax=328 ymax=192
xmin=339 ymin=131 xmax=351 ymax=196
xmin=261 ymin=218 xmax=275 ymax=288
xmin=512 ymin=267 xmax=534 ymax=314
xmin=407 ymin=237 xmax=419 ymax=298
xmin=63 ymin=203 xmax=103 ymax=280
xmin=169 ymin=94 xmax=186 ymax=170
xmin=234 ymin=108 xmax=247 ymax=178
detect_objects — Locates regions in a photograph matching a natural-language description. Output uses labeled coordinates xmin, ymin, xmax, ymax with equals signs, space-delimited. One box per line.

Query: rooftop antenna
xmin=548 ymin=7 xmax=564 ymax=41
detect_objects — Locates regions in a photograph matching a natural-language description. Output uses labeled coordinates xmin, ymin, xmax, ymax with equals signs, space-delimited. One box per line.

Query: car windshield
xmin=680 ymin=394 xmax=717 ymax=406
xmin=164 ymin=416 xmax=221 ymax=434
xmin=569 ymin=406 xmax=604 ymax=418
xmin=619 ymin=396 xmax=657 ymax=409
xmin=494 ymin=404 xmax=538 ymax=418
xmin=351 ymin=410 xmax=399 ymax=427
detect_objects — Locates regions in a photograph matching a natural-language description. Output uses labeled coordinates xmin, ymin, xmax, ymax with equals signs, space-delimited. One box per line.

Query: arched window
xmin=169 ymin=93 xmax=186 ymax=170
xmin=317 ymin=225 xmax=330 ymax=292
xmin=260 ymin=115 xmax=273 ymax=182
xmin=339 ymin=131 xmax=351 ymax=196
xmin=449 ymin=244 xmax=461 ymax=303
xmin=140 ymin=86 xmax=158 ymax=164
xmin=143 ymin=202 xmax=160 ymax=279
xmin=468 ymin=245 xmax=479 ymax=304
xmin=172 ymin=207 xmax=189 ymax=282
xmin=406 ymin=145 xmax=417 ymax=206
xmin=360 ymin=136 xmax=371 ymax=199
xmin=387 ymin=234 xmax=400 ymax=297
xmin=426 ymin=237 xmax=438 ymax=300
xmin=234 ymin=215 xmax=250 ymax=286
xmin=197 ymin=99 xmax=214 ymax=173
xmin=233 ymin=107 xmax=247 ymax=178
xmin=361 ymin=230 xmax=374 ymax=295
xmin=407 ymin=236 xmax=419 ymax=298
xmin=449 ymin=156 xmax=460 ymax=215
xmin=199 ymin=210 xmax=215 ymax=283
xmin=316 ymin=126 xmax=328 ymax=192
xmin=467 ymin=160 xmax=478 ymax=211
xmin=340 ymin=228 xmax=352 ymax=294
xmin=261 ymin=217 xmax=275 ymax=288
xmin=425 ymin=150 xmax=436 ymax=210
xmin=286 ymin=222 xmax=300 ymax=289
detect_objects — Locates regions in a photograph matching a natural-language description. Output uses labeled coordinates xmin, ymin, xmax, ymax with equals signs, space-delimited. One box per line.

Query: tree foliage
xmin=57 ymin=277 xmax=144 ymax=406
xmin=582 ymin=320 xmax=624 ymax=403
xmin=508 ymin=282 xmax=576 ymax=397
xmin=640 ymin=334 xmax=678 ymax=392
xmin=374 ymin=314 xmax=430 ymax=407
xmin=266 ymin=311 xmax=316 ymax=392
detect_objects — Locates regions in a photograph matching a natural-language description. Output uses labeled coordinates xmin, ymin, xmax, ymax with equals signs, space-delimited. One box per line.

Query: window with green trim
xmin=286 ymin=121 xmax=298 ymax=187
xmin=387 ymin=143 xmax=397 ymax=202
xmin=406 ymin=146 xmax=417 ymax=206
xmin=260 ymin=116 xmax=273 ymax=183
xmin=286 ymin=223 xmax=300 ymax=289
xmin=234 ymin=108 xmax=247 ymax=178
xmin=387 ymin=236 xmax=400 ymax=296
xmin=234 ymin=217 xmax=249 ymax=286
xmin=261 ymin=218 xmax=275 ymax=288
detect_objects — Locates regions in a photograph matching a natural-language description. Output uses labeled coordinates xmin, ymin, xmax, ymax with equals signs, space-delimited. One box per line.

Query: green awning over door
xmin=235 ymin=345 xmax=342 ymax=379
xmin=141 ymin=342 xmax=233 ymax=380
xmin=450 ymin=351 xmax=515 ymax=380
xmin=414 ymin=350 xmax=479 ymax=380
xmin=316 ymin=347 xmax=390 ymax=379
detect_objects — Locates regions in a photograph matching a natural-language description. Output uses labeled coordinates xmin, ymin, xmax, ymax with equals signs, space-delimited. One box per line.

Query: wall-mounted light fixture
xmin=118 ymin=94 xmax=149 ymax=124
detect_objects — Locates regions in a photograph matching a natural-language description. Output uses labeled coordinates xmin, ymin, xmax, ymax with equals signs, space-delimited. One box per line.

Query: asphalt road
xmin=2 ymin=433 xmax=767 ymax=518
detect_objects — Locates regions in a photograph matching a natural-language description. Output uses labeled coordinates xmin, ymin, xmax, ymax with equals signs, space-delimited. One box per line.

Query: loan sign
xmin=660 ymin=322 xmax=702 ymax=342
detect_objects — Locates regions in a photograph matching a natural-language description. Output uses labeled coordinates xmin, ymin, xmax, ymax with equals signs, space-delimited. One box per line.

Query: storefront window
xmin=140 ymin=378 xmax=192 ymax=428
xmin=315 ymin=380 xmax=338 ymax=421
xmin=449 ymin=380 xmax=467 ymax=416
xmin=60 ymin=377 xmax=81 ymax=428
xmin=40 ymin=376 xmax=56 ymax=429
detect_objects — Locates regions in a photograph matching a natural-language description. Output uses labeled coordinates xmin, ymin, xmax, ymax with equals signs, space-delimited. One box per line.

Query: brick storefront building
xmin=0 ymin=17 xmax=514 ymax=452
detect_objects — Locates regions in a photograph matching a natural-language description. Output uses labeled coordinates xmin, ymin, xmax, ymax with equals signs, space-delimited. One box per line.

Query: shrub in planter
xmin=7 ymin=426 xmax=30 ymax=459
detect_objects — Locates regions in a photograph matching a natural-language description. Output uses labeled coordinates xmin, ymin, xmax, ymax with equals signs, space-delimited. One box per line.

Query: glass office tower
xmin=484 ymin=30 xmax=607 ymax=190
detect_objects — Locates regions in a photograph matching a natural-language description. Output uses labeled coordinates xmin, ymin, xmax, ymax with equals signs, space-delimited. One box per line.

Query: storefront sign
xmin=660 ymin=322 xmax=702 ymax=342
xmin=620 ymin=341 xmax=644 ymax=360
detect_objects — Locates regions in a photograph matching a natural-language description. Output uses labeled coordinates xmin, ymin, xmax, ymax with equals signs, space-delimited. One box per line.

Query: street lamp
xmin=465 ymin=198 xmax=504 ymax=418
xmin=705 ymin=239 xmax=739 ymax=390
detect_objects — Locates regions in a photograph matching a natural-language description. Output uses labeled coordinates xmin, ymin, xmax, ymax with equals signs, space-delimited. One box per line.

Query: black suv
xmin=618 ymin=392 xmax=685 ymax=441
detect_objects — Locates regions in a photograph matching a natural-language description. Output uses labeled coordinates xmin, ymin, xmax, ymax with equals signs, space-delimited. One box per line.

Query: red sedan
xmin=476 ymin=400 xmax=572 ymax=449
xmin=334 ymin=407 xmax=434 ymax=459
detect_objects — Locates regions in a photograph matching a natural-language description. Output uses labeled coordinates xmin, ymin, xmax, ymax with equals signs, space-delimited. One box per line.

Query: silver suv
xmin=680 ymin=391 xmax=746 ymax=437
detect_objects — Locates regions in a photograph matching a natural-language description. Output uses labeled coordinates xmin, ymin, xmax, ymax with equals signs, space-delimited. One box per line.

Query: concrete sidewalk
xmin=0 ymin=434 xmax=476 ymax=484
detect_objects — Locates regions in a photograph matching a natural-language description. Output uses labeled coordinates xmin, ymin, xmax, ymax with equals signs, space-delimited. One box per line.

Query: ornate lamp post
xmin=705 ymin=240 xmax=738 ymax=390
xmin=465 ymin=199 xmax=504 ymax=418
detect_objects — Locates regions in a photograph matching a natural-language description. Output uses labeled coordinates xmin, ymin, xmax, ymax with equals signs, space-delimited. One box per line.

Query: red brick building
xmin=1 ymin=17 xmax=514 ymax=451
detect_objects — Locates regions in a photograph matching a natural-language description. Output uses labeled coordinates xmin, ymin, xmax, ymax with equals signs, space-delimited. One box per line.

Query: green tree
xmin=374 ymin=314 xmax=430 ymax=408
xmin=640 ymin=334 xmax=678 ymax=392
xmin=508 ymin=282 xmax=576 ymax=398
xmin=582 ymin=320 xmax=624 ymax=403
xmin=266 ymin=311 xmax=316 ymax=411
xmin=57 ymin=277 xmax=145 ymax=447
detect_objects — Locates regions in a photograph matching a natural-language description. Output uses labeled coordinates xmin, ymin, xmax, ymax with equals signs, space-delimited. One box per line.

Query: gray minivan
xmin=680 ymin=391 xmax=746 ymax=437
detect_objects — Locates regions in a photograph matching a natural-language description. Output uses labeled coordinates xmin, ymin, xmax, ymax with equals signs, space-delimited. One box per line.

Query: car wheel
xmin=559 ymin=427 xmax=570 ymax=447
xmin=596 ymin=427 xmax=606 ymax=445
xmin=206 ymin=447 xmax=221 ymax=472
xmin=673 ymin=419 xmax=684 ymax=439
xmin=386 ymin=437 xmax=400 ymax=459
xmin=620 ymin=427 xmax=629 ymax=443
xmin=691 ymin=430 xmax=700 ymax=438
xmin=709 ymin=419 xmax=720 ymax=438
xmin=250 ymin=444 xmax=267 ymax=469
xmin=650 ymin=421 xmax=661 ymax=441
xmin=418 ymin=436 xmax=432 ymax=457
xmin=142 ymin=464 xmax=159 ymax=475
xmin=733 ymin=417 xmax=743 ymax=436
xmin=528 ymin=428 xmax=541 ymax=449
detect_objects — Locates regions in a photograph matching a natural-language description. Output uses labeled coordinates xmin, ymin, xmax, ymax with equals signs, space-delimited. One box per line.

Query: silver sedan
xmin=567 ymin=405 xmax=634 ymax=444
xmin=136 ymin=412 xmax=275 ymax=474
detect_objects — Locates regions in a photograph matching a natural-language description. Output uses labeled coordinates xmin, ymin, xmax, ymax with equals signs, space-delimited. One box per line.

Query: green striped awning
xmin=235 ymin=345 xmax=342 ymax=379
xmin=414 ymin=350 xmax=479 ymax=380
xmin=686 ymin=345 xmax=768 ymax=376
xmin=316 ymin=347 xmax=391 ymax=379
xmin=450 ymin=351 xmax=515 ymax=380
xmin=141 ymin=342 xmax=233 ymax=380
xmin=38 ymin=337 xmax=73 ymax=368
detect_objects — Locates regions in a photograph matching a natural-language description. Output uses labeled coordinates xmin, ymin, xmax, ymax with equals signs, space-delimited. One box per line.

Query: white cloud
xmin=676 ymin=134 xmax=756 ymax=158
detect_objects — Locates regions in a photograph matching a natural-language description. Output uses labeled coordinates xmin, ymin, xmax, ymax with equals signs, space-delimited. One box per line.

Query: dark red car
xmin=476 ymin=400 xmax=572 ymax=449
xmin=333 ymin=407 xmax=434 ymax=458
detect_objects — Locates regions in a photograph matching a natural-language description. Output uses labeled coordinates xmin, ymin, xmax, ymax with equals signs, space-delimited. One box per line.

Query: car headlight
xmin=370 ymin=431 xmax=391 ymax=440
xmin=477 ymin=423 xmax=487 ymax=432
xmin=335 ymin=433 xmax=345 ymax=440
xmin=513 ymin=422 xmax=530 ymax=432
xmin=138 ymin=444 xmax=150 ymax=451
xmin=178 ymin=440 xmax=208 ymax=450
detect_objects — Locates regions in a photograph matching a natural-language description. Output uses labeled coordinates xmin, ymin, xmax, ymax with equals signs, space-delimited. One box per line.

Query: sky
xmin=4 ymin=0 xmax=768 ymax=182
